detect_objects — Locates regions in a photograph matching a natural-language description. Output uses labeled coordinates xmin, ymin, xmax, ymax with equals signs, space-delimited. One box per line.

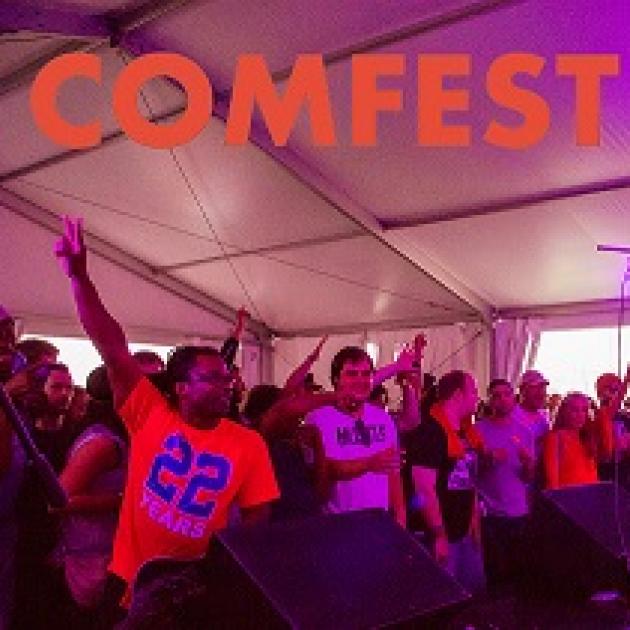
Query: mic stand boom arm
xmin=0 ymin=385 xmax=67 ymax=509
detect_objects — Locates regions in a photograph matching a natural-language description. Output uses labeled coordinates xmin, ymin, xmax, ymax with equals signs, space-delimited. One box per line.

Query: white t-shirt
xmin=305 ymin=403 xmax=398 ymax=514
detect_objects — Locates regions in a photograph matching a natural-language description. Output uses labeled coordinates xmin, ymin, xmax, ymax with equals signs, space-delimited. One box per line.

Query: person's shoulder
xmin=363 ymin=403 xmax=394 ymax=423
xmin=220 ymin=420 xmax=270 ymax=450
xmin=305 ymin=404 xmax=338 ymax=424
xmin=474 ymin=417 xmax=492 ymax=434
xmin=72 ymin=423 xmax=117 ymax=449
xmin=222 ymin=418 xmax=260 ymax=437
xmin=123 ymin=375 xmax=170 ymax=412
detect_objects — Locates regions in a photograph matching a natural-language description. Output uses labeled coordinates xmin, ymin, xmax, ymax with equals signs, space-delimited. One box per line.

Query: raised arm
xmin=258 ymin=390 xmax=338 ymax=438
xmin=373 ymin=342 xmax=422 ymax=389
xmin=283 ymin=336 xmax=328 ymax=395
xmin=55 ymin=217 xmax=142 ymax=408
xmin=220 ymin=307 xmax=249 ymax=368
xmin=395 ymin=372 xmax=421 ymax=431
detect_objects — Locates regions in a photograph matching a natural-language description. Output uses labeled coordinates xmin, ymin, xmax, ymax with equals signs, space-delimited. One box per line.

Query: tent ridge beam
xmin=0 ymin=186 xmax=273 ymax=340
xmin=270 ymin=0 xmax=524 ymax=82
xmin=111 ymin=0 xmax=198 ymax=40
xmin=382 ymin=175 xmax=630 ymax=229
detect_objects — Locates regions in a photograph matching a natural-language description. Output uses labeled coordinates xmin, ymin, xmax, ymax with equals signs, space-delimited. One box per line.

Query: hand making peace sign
xmin=54 ymin=216 xmax=87 ymax=279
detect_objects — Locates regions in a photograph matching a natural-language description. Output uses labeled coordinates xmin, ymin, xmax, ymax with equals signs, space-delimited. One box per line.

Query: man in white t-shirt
xmin=305 ymin=347 xmax=406 ymax=527
xmin=512 ymin=370 xmax=550 ymax=458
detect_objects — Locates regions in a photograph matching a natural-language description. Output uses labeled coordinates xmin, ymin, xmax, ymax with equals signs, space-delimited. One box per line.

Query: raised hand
xmin=414 ymin=334 xmax=427 ymax=361
xmin=395 ymin=345 xmax=416 ymax=373
xmin=309 ymin=335 xmax=329 ymax=362
xmin=54 ymin=216 xmax=87 ymax=279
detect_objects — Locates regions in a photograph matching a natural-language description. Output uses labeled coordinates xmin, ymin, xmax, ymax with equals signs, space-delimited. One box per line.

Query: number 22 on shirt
xmin=145 ymin=433 xmax=231 ymax=519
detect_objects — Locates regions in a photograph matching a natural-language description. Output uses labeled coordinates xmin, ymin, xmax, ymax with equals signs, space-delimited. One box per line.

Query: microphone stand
xmin=0 ymin=385 xmax=67 ymax=508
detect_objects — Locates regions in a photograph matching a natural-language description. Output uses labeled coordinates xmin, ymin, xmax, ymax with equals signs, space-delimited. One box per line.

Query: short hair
xmin=134 ymin=350 xmax=164 ymax=367
xmin=86 ymin=364 xmax=112 ymax=402
xmin=487 ymin=378 xmax=512 ymax=394
xmin=330 ymin=346 xmax=373 ymax=386
xmin=16 ymin=338 xmax=58 ymax=366
xmin=165 ymin=346 xmax=223 ymax=386
xmin=33 ymin=362 xmax=70 ymax=387
xmin=437 ymin=370 xmax=468 ymax=402
xmin=243 ymin=385 xmax=282 ymax=427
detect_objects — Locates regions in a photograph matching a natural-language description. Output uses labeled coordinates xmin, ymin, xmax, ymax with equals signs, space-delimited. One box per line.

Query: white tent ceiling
xmin=0 ymin=0 xmax=628 ymax=346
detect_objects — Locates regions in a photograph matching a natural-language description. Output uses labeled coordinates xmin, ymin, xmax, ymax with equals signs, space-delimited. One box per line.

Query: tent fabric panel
xmin=282 ymin=0 xmax=629 ymax=220
xmin=14 ymin=116 xmax=361 ymax=254
xmin=401 ymin=188 xmax=630 ymax=308
xmin=0 ymin=203 xmax=240 ymax=340
xmin=5 ymin=179 xmax=234 ymax=268
xmin=0 ymin=44 xmax=185 ymax=174
xmin=133 ymin=0 xmax=485 ymax=88
xmin=173 ymin=239 xmax=476 ymax=334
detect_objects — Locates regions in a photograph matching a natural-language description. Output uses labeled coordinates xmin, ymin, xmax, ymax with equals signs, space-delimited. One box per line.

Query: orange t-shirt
xmin=110 ymin=377 xmax=279 ymax=586
xmin=543 ymin=430 xmax=598 ymax=489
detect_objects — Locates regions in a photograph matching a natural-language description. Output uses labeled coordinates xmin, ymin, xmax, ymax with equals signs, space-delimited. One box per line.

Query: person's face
xmin=44 ymin=369 xmax=74 ymax=411
xmin=521 ymin=381 xmax=547 ymax=409
xmin=488 ymin=383 xmax=515 ymax=417
xmin=562 ymin=396 xmax=590 ymax=430
xmin=178 ymin=354 xmax=232 ymax=418
xmin=336 ymin=358 xmax=373 ymax=402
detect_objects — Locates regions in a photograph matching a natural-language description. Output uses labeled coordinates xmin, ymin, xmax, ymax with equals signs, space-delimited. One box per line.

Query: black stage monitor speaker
xmin=129 ymin=510 xmax=470 ymax=629
xmin=529 ymin=482 xmax=630 ymax=598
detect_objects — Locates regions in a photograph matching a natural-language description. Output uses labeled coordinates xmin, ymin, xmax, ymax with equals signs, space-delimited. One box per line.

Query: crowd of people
xmin=0 ymin=216 xmax=629 ymax=628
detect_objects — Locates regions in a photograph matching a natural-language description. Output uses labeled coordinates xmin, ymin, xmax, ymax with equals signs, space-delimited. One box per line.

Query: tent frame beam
xmin=382 ymin=175 xmax=630 ymax=230
xmin=270 ymin=0 xmax=524 ymax=82
xmin=0 ymin=4 xmax=110 ymax=39
xmin=497 ymin=298 xmax=627 ymax=320
xmin=0 ymin=186 xmax=273 ymax=341
xmin=275 ymin=312 xmax=483 ymax=338
xmin=0 ymin=38 xmax=104 ymax=99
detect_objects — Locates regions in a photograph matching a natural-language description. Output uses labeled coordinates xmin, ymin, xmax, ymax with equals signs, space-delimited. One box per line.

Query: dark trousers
xmin=481 ymin=514 xmax=529 ymax=595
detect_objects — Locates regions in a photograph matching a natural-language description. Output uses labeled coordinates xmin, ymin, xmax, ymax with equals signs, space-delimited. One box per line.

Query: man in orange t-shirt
xmin=54 ymin=217 xmax=279 ymax=603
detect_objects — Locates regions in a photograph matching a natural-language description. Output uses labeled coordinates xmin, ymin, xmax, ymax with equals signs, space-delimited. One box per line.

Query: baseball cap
xmin=520 ymin=370 xmax=549 ymax=388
